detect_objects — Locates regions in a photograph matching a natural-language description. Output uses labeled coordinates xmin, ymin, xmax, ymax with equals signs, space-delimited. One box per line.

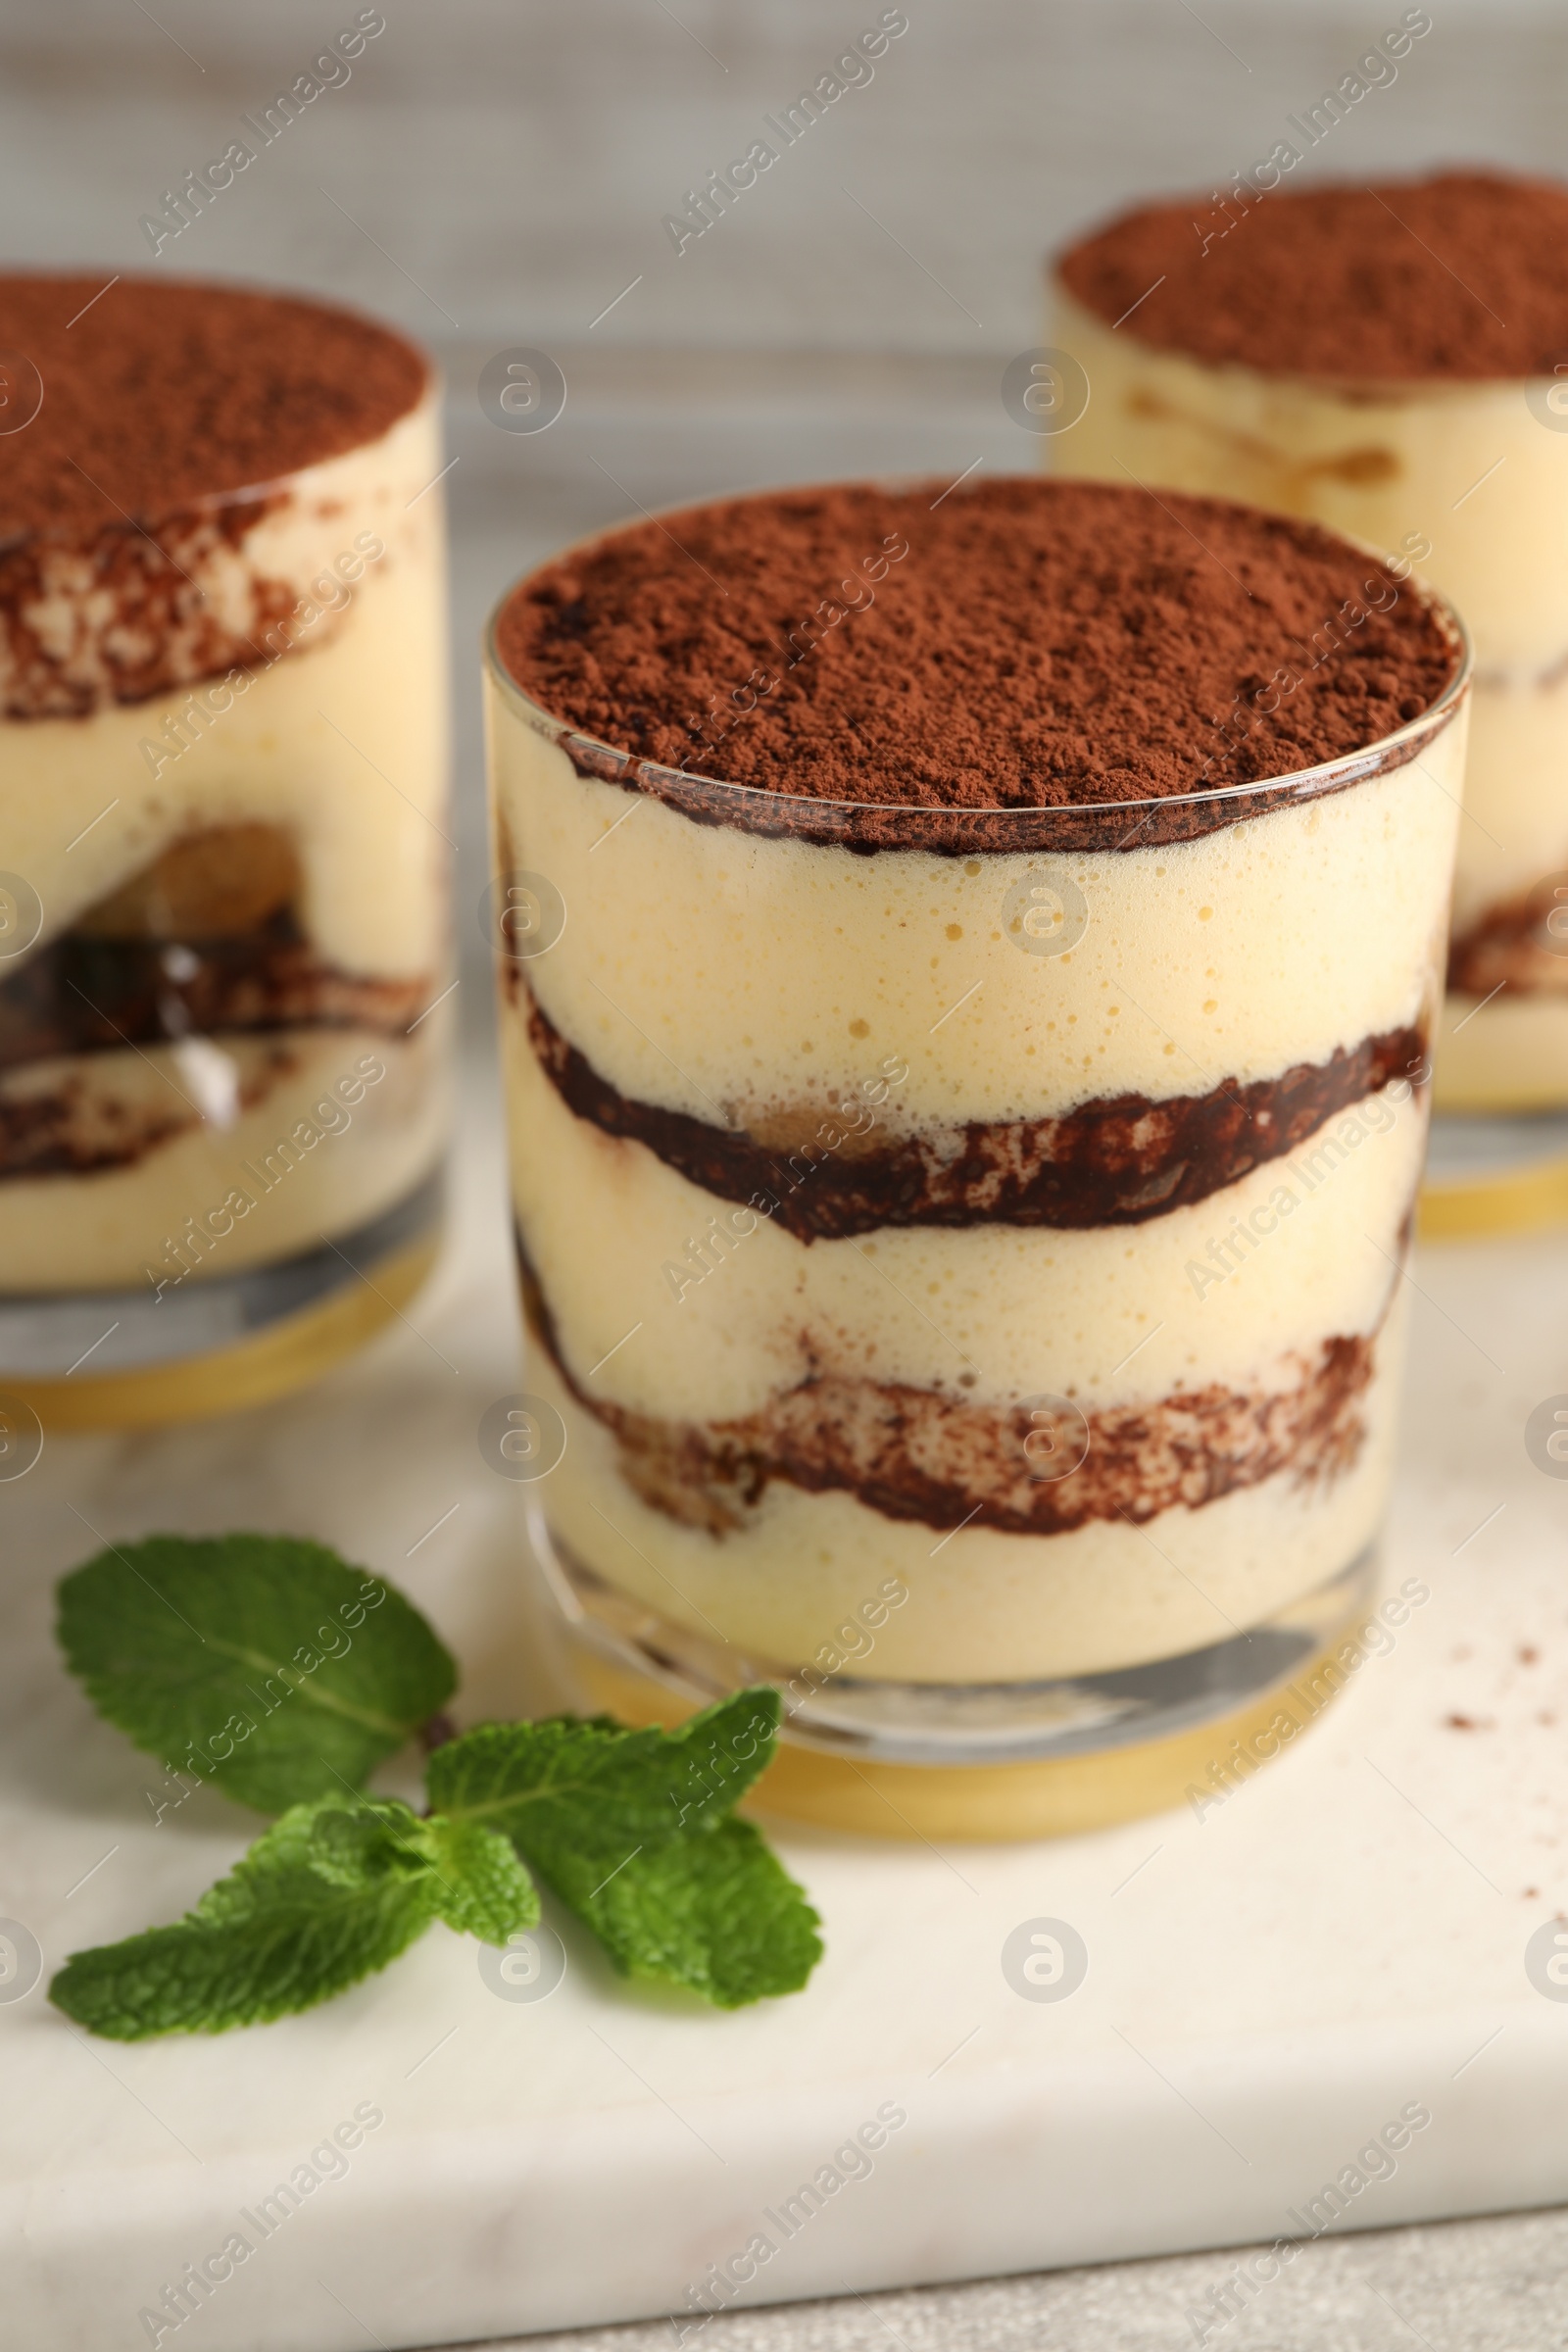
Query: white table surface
xmin=4 ymin=1018 xmax=1568 ymax=2352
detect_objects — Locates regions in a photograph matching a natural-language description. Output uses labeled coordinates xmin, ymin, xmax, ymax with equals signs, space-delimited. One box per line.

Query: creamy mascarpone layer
xmin=1435 ymin=994 xmax=1568 ymax=1111
xmin=5 ymin=396 xmax=448 ymax=979
xmin=1448 ymin=673 xmax=1568 ymax=930
xmin=523 ymin=1308 xmax=1404 ymax=1682
xmin=1430 ymin=673 xmax=1568 ymax=1104
xmin=0 ymin=1023 xmax=445 ymax=1291
xmin=489 ymin=696 xmax=1466 ymax=1134
xmin=1053 ymin=288 xmax=1566 ymax=674
xmin=505 ymin=1015 xmax=1422 ymax=1423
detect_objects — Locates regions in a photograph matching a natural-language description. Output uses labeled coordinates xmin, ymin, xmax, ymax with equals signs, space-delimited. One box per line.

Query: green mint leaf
xmin=423 ymin=1816 xmax=540 ymax=1945
xmin=57 ymin=1534 xmax=456 ymax=1813
xmin=427 ymin=1690 xmax=822 ymax=2004
xmin=574 ymin=1815 xmax=822 ymax=2007
xmin=49 ymin=1797 xmax=443 ymax=2040
xmin=427 ymin=1689 xmax=783 ymax=1851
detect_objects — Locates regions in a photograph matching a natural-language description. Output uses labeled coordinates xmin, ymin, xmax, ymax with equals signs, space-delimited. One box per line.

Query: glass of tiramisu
xmin=0 ymin=275 xmax=451 ymax=1425
xmin=1052 ymin=170 xmax=1568 ymax=1231
xmin=484 ymin=478 xmax=1467 ymax=1837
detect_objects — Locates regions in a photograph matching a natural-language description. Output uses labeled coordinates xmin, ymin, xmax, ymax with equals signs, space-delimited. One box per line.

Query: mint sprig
xmin=426 ymin=1695 xmax=822 ymax=2006
xmin=49 ymin=1535 xmax=820 ymax=2038
xmin=51 ymin=1796 xmax=535 ymax=2039
xmin=57 ymin=1534 xmax=457 ymax=1813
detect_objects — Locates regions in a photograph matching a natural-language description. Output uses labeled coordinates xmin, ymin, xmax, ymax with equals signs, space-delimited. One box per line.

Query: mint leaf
xmin=427 ymin=1689 xmax=783 ymax=1850
xmin=53 ymin=1538 xmax=822 ymax=2036
xmin=50 ymin=1797 xmax=540 ymax=2039
xmin=57 ymin=1534 xmax=456 ymax=1813
xmin=574 ymin=1815 xmax=823 ymax=2007
xmin=424 ymin=1817 xmax=540 ymax=1945
xmin=50 ymin=1798 xmax=442 ymax=2039
xmin=427 ymin=1690 xmax=822 ymax=2005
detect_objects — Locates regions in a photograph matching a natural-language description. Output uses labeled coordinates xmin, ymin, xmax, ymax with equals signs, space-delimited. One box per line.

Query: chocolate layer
xmin=519 ymin=1245 xmax=1377 ymax=1541
xmin=523 ymin=984 xmax=1427 ymax=1238
xmin=1447 ymin=882 xmax=1568 ymax=1000
xmin=0 ymin=921 xmax=427 ymax=1075
xmin=0 ymin=1042 xmax=301 ymax=1180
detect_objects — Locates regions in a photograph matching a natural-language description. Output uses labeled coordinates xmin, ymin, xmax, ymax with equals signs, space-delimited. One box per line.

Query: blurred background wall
xmin=4 ymin=0 xmax=1565 ymax=349
xmin=5 ymin=0 xmax=1563 ymax=947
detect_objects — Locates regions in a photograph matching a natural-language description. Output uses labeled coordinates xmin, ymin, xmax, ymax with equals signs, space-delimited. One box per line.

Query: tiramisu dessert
xmin=1053 ymin=171 xmax=1568 ymax=1118
xmin=485 ymin=478 xmax=1467 ymax=1815
xmin=0 ymin=276 xmax=450 ymax=1419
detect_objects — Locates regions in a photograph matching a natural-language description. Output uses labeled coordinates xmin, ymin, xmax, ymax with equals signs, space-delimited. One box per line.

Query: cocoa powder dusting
xmin=0 ymin=274 xmax=427 ymax=539
xmin=1058 ymin=170 xmax=1568 ymax=381
xmin=497 ymin=479 xmax=1456 ymax=808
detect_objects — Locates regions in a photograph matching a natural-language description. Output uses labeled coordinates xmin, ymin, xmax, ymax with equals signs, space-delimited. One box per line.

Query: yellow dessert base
xmin=1419 ymin=1152 xmax=1568 ymax=1243
xmin=7 ymin=1233 xmax=439 ymax=1433
xmin=572 ymin=1620 xmax=1358 ymax=1843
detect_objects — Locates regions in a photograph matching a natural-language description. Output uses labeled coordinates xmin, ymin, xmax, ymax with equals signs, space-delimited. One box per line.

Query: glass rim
xmin=482 ymin=477 xmax=1472 ymax=847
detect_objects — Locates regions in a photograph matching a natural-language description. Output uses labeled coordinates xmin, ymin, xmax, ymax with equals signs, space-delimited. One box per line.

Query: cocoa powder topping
xmin=1057 ymin=171 xmax=1568 ymax=381
xmin=496 ymin=479 xmax=1457 ymax=808
xmin=0 ymin=274 xmax=427 ymax=539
